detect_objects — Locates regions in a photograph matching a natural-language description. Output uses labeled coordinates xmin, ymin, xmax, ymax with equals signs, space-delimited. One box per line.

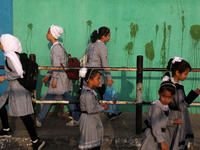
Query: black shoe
xmin=32 ymin=139 xmax=46 ymax=150
xmin=108 ymin=112 xmax=123 ymax=121
xmin=0 ymin=128 xmax=12 ymax=138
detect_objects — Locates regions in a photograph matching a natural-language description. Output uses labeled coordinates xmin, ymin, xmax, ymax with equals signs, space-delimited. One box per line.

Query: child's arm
xmin=150 ymin=106 xmax=166 ymax=143
xmin=84 ymin=93 xmax=104 ymax=114
xmin=184 ymin=89 xmax=200 ymax=105
xmin=5 ymin=58 xmax=22 ymax=81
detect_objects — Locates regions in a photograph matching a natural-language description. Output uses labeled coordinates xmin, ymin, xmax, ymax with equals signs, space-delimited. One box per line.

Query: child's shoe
xmin=66 ymin=119 xmax=79 ymax=126
xmin=32 ymin=139 xmax=45 ymax=150
xmin=0 ymin=128 xmax=12 ymax=138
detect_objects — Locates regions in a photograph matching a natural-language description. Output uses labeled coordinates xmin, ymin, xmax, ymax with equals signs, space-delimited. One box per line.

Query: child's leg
xmin=20 ymin=115 xmax=38 ymax=141
xmin=58 ymin=104 xmax=64 ymax=116
xmin=88 ymin=146 xmax=101 ymax=150
xmin=65 ymin=92 xmax=79 ymax=121
xmin=36 ymin=93 xmax=56 ymax=122
xmin=0 ymin=102 xmax=9 ymax=129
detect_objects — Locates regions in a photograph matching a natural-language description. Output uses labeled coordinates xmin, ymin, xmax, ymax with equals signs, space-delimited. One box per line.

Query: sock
xmin=3 ymin=128 xmax=10 ymax=131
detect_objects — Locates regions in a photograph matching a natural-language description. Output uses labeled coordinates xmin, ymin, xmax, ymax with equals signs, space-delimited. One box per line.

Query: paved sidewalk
xmin=0 ymin=113 xmax=200 ymax=149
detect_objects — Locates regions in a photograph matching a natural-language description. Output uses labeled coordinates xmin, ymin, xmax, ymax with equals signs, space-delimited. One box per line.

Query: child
xmin=165 ymin=57 xmax=200 ymax=150
xmin=139 ymin=75 xmax=182 ymax=150
xmin=86 ymin=26 xmax=122 ymax=120
xmin=78 ymin=68 xmax=109 ymax=150
xmin=36 ymin=25 xmax=80 ymax=127
xmin=0 ymin=34 xmax=45 ymax=150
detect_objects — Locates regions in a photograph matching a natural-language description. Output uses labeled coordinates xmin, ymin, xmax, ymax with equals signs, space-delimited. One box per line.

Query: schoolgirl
xmin=86 ymin=26 xmax=122 ymax=120
xmin=78 ymin=68 xmax=109 ymax=150
xmin=36 ymin=25 xmax=79 ymax=127
xmin=165 ymin=57 xmax=200 ymax=149
xmin=139 ymin=75 xmax=182 ymax=150
xmin=0 ymin=34 xmax=45 ymax=150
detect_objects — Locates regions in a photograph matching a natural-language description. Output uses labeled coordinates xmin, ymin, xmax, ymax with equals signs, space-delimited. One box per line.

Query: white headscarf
xmin=0 ymin=34 xmax=24 ymax=78
xmin=50 ymin=24 xmax=63 ymax=39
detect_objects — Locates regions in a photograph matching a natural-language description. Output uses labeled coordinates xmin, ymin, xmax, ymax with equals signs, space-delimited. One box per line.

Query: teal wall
xmin=12 ymin=0 xmax=200 ymax=113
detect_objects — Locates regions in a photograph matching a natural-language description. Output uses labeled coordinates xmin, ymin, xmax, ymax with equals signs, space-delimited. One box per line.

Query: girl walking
xmin=86 ymin=26 xmax=122 ymax=120
xmin=139 ymin=75 xmax=182 ymax=150
xmin=36 ymin=25 xmax=80 ymax=127
xmin=0 ymin=34 xmax=45 ymax=150
xmin=78 ymin=68 xmax=109 ymax=150
xmin=165 ymin=57 xmax=200 ymax=149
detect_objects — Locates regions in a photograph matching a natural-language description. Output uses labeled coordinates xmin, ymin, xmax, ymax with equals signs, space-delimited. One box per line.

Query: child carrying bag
xmin=103 ymin=86 xmax=118 ymax=115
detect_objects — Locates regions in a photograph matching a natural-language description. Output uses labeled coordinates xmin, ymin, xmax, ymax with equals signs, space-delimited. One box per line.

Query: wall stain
xmin=145 ymin=40 xmax=154 ymax=101
xmin=160 ymin=22 xmax=167 ymax=68
xmin=189 ymin=25 xmax=200 ymax=87
xmin=155 ymin=24 xmax=159 ymax=46
xmin=124 ymin=42 xmax=133 ymax=55
xmin=26 ymin=23 xmax=33 ymax=54
xmin=145 ymin=40 xmax=154 ymax=61
xmin=167 ymin=25 xmax=172 ymax=57
xmin=63 ymin=29 xmax=67 ymax=46
xmin=181 ymin=10 xmax=185 ymax=55
xmin=130 ymin=22 xmax=139 ymax=40
xmin=190 ymin=25 xmax=200 ymax=42
xmin=114 ymin=27 xmax=118 ymax=43
xmin=86 ymin=20 xmax=92 ymax=44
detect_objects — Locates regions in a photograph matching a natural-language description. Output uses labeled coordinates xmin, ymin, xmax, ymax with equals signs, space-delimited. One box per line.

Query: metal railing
xmin=1 ymin=55 xmax=200 ymax=134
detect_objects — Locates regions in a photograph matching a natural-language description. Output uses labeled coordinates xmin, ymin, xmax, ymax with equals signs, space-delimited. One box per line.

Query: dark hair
xmin=159 ymin=82 xmax=176 ymax=95
xmin=84 ymin=69 xmax=99 ymax=82
xmin=90 ymin=26 xmax=110 ymax=43
xmin=167 ymin=58 xmax=191 ymax=76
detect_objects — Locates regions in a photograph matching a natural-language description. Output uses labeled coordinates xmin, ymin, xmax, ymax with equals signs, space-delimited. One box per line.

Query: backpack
xmin=6 ymin=52 xmax=38 ymax=91
xmin=66 ymin=54 xmax=80 ymax=80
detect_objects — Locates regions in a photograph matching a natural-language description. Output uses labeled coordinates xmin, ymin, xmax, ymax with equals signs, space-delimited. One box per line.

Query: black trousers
xmin=96 ymin=84 xmax=106 ymax=100
xmin=0 ymin=102 xmax=38 ymax=141
xmin=88 ymin=146 xmax=101 ymax=150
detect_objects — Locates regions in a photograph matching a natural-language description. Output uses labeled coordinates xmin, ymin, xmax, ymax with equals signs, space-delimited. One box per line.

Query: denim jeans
xmin=37 ymin=92 xmax=79 ymax=122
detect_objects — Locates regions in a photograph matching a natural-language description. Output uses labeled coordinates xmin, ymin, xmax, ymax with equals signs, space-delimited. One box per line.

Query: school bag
xmin=6 ymin=52 xmax=38 ymax=91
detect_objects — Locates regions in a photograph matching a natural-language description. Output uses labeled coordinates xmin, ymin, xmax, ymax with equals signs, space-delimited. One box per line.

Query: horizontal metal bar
xmin=32 ymin=99 xmax=200 ymax=106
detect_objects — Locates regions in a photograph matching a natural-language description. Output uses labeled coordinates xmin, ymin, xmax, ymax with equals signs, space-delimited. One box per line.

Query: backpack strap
xmin=5 ymin=58 xmax=12 ymax=72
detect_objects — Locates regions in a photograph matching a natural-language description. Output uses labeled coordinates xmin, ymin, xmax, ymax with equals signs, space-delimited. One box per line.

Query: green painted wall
xmin=13 ymin=0 xmax=200 ymax=113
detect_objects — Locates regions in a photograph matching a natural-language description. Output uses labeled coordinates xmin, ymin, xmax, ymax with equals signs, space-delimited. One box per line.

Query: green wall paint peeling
xmin=145 ymin=40 xmax=154 ymax=61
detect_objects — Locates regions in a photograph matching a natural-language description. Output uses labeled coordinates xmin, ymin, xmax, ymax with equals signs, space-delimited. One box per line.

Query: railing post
xmin=136 ymin=55 xmax=143 ymax=135
xmin=29 ymin=54 xmax=36 ymax=121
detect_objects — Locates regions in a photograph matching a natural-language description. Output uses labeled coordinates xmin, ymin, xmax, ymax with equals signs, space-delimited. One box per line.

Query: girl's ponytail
xmin=90 ymin=30 xmax=99 ymax=43
xmin=167 ymin=58 xmax=173 ymax=71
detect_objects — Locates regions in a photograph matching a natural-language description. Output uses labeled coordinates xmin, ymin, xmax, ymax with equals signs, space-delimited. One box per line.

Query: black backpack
xmin=6 ymin=52 xmax=38 ymax=91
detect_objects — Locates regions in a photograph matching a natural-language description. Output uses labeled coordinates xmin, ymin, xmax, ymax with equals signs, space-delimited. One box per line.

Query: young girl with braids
xmin=165 ymin=57 xmax=200 ymax=150
xmin=139 ymin=75 xmax=182 ymax=150
xmin=78 ymin=68 xmax=109 ymax=150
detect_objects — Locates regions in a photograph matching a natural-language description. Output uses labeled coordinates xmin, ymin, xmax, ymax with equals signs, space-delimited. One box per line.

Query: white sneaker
xmin=66 ymin=119 xmax=79 ymax=126
xmin=36 ymin=119 xmax=42 ymax=128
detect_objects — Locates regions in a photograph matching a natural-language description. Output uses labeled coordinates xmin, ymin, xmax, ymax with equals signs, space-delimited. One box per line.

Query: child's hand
xmin=51 ymin=81 xmax=57 ymax=88
xmin=0 ymin=76 xmax=5 ymax=83
xmin=42 ymin=76 xmax=49 ymax=83
xmin=102 ymin=103 xmax=109 ymax=110
xmin=160 ymin=142 xmax=169 ymax=150
xmin=173 ymin=119 xmax=182 ymax=124
xmin=194 ymin=88 xmax=200 ymax=94
xmin=106 ymin=79 xmax=114 ymax=87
